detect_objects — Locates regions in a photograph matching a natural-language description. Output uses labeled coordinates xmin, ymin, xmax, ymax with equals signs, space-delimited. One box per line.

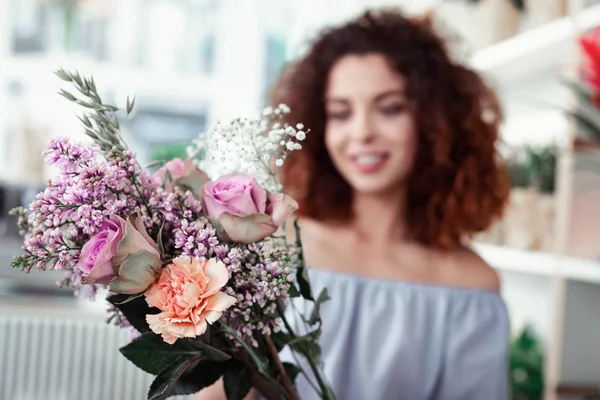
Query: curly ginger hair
xmin=269 ymin=9 xmax=510 ymax=250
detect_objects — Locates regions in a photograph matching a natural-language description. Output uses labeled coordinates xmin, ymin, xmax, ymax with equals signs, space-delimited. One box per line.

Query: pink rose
xmin=201 ymin=173 xmax=298 ymax=243
xmin=78 ymin=215 xmax=123 ymax=283
xmin=153 ymin=158 xmax=208 ymax=194
xmin=145 ymin=256 xmax=237 ymax=344
xmin=79 ymin=214 xmax=162 ymax=294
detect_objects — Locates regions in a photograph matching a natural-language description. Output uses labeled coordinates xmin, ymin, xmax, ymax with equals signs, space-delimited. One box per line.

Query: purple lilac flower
xmin=222 ymin=239 xmax=295 ymax=347
xmin=173 ymin=217 xmax=221 ymax=258
xmin=13 ymin=137 xmax=158 ymax=294
xmin=42 ymin=136 xmax=96 ymax=173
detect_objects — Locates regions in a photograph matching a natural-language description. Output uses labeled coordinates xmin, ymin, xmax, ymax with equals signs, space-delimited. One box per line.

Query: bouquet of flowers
xmin=11 ymin=70 xmax=336 ymax=400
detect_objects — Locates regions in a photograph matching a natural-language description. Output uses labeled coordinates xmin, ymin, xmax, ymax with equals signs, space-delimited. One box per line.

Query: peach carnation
xmin=144 ymin=256 xmax=236 ymax=344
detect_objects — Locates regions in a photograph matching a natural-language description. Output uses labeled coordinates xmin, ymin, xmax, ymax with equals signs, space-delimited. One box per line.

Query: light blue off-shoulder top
xmin=280 ymin=267 xmax=510 ymax=400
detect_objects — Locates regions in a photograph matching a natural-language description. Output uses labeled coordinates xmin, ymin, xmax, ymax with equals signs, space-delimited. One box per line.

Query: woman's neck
xmin=350 ymin=188 xmax=408 ymax=246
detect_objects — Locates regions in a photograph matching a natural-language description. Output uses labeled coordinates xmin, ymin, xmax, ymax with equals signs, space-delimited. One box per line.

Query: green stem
xmin=278 ymin=307 xmax=336 ymax=400
xmin=263 ymin=334 xmax=301 ymax=400
xmin=128 ymin=170 xmax=153 ymax=216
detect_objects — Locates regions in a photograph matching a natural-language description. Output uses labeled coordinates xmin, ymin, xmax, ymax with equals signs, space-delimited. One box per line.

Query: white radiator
xmin=0 ymin=300 xmax=196 ymax=400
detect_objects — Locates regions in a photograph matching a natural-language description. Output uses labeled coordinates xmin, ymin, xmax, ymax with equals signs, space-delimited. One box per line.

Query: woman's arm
xmin=194 ymin=379 xmax=258 ymax=400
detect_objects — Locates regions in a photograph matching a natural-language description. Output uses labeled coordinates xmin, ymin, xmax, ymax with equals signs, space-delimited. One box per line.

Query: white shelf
xmin=470 ymin=3 xmax=600 ymax=85
xmin=474 ymin=242 xmax=600 ymax=284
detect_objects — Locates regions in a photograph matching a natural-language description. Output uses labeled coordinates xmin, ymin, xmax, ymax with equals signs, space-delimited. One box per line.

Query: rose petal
xmin=177 ymin=168 xmax=209 ymax=197
xmin=182 ymin=158 xmax=198 ymax=175
xmin=217 ymin=212 xmax=278 ymax=243
xmin=202 ymin=173 xmax=267 ymax=218
xmin=109 ymin=251 xmax=161 ymax=294
xmin=266 ymin=192 xmax=299 ymax=226
xmin=226 ymin=185 xmax=262 ymax=215
xmin=130 ymin=214 xmax=160 ymax=253
xmin=248 ymin=178 xmax=267 ymax=214
xmin=113 ymin=215 xmax=160 ymax=267
xmin=202 ymin=190 xmax=240 ymax=219
xmin=81 ymin=260 xmax=116 ymax=285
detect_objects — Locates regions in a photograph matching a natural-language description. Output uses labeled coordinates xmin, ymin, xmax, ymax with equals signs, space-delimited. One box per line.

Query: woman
xmin=200 ymin=8 xmax=511 ymax=400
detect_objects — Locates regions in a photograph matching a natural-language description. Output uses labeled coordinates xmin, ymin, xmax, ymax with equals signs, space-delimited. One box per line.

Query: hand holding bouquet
xmin=11 ymin=70 xmax=335 ymax=400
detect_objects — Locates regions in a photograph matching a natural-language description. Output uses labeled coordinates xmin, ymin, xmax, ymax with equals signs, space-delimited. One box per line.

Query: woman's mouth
xmin=352 ymin=153 xmax=389 ymax=173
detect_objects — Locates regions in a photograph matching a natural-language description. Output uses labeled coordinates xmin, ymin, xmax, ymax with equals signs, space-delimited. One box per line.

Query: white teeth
xmin=355 ymin=155 xmax=383 ymax=165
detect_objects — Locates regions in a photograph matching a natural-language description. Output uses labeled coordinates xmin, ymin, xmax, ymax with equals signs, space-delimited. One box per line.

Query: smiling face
xmin=324 ymin=53 xmax=418 ymax=196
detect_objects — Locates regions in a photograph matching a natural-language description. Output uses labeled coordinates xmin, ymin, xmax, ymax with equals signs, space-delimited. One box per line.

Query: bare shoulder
xmin=283 ymin=216 xmax=332 ymax=243
xmin=443 ymin=246 xmax=501 ymax=292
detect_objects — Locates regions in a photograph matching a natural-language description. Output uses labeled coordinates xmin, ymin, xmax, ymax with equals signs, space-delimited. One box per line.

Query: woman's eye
xmin=327 ymin=110 xmax=350 ymax=120
xmin=380 ymin=104 xmax=405 ymax=115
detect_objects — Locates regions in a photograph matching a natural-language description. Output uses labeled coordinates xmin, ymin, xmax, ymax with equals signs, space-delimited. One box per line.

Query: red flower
xmin=580 ymin=27 xmax=600 ymax=91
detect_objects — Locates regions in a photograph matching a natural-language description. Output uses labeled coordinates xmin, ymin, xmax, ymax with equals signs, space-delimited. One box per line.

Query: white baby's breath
xmin=188 ymin=104 xmax=307 ymax=193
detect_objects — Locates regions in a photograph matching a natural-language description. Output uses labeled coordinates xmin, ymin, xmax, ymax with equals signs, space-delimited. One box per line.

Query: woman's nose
xmin=349 ymin=112 xmax=376 ymax=143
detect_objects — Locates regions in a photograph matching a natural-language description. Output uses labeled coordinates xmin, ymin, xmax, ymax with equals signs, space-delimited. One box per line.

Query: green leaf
xmin=148 ymin=357 xmax=195 ymax=400
xmin=84 ymin=128 xmax=99 ymax=140
xmin=76 ymin=99 xmax=95 ymax=108
xmin=126 ymin=95 xmax=136 ymax=115
xmin=296 ymin=263 xmax=313 ymax=301
xmin=178 ymin=338 xmax=231 ymax=362
xmin=288 ymin=283 xmax=300 ymax=298
xmin=164 ymin=169 xmax=174 ymax=185
xmin=108 ymin=293 xmax=157 ymax=334
xmin=111 ymin=292 xmax=145 ymax=305
xmin=87 ymin=76 xmax=97 ymax=93
xmin=167 ymin=359 xmax=227 ymax=397
xmin=316 ymin=287 xmax=331 ymax=304
xmin=223 ymin=360 xmax=253 ymax=400
xmin=218 ymin=320 xmax=269 ymax=376
xmin=110 ymin=114 xmax=120 ymax=129
xmin=309 ymin=288 xmax=330 ymax=325
xmin=562 ymin=77 xmax=592 ymax=102
xmin=565 ymin=109 xmax=600 ymax=144
xmin=120 ymin=333 xmax=203 ymax=375
xmin=58 ymin=89 xmax=77 ymax=102
xmin=292 ymin=218 xmax=314 ymax=301
xmin=72 ymin=71 xmax=83 ymax=86
xmin=282 ymin=362 xmax=301 ymax=384
xmin=54 ymin=69 xmax=73 ymax=82
xmin=157 ymin=222 xmax=165 ymax=256
xmin=271 ymin=331 xmax=293 ymax=352
xmin=145 ymin=160 xmax=165 ymax=169
xmin=288 ymin=329 xmax=322 ymax=361
xmin=77 ymin=115 xmax=93 ymax=128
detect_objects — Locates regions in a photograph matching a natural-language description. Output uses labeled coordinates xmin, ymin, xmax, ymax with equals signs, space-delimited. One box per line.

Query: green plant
xmin=524 ymin=145 xmax=558 ymax=194
xmin=150 ymin=143 xmax=189 ymax=163
xmin=465 ymin=0 xmax=525 ymax=12
xmin=505 ymin=150 xmax=528 ymax=189
xmin=562 ymin=78 xmax=600 ymax=145
xmin=504 ymin=145 xmax=558 ymax=194
xmin=510 ymin=325 xmax=544 ymax=400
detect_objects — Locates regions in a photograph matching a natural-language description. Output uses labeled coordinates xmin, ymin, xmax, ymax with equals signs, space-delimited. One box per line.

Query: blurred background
xmin=4 ymin=0 xmax=600 ymax=399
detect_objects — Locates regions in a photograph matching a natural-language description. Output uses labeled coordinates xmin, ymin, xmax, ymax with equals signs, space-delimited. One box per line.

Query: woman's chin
xmin=348 ymin=179 xmax=403 ymax=197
